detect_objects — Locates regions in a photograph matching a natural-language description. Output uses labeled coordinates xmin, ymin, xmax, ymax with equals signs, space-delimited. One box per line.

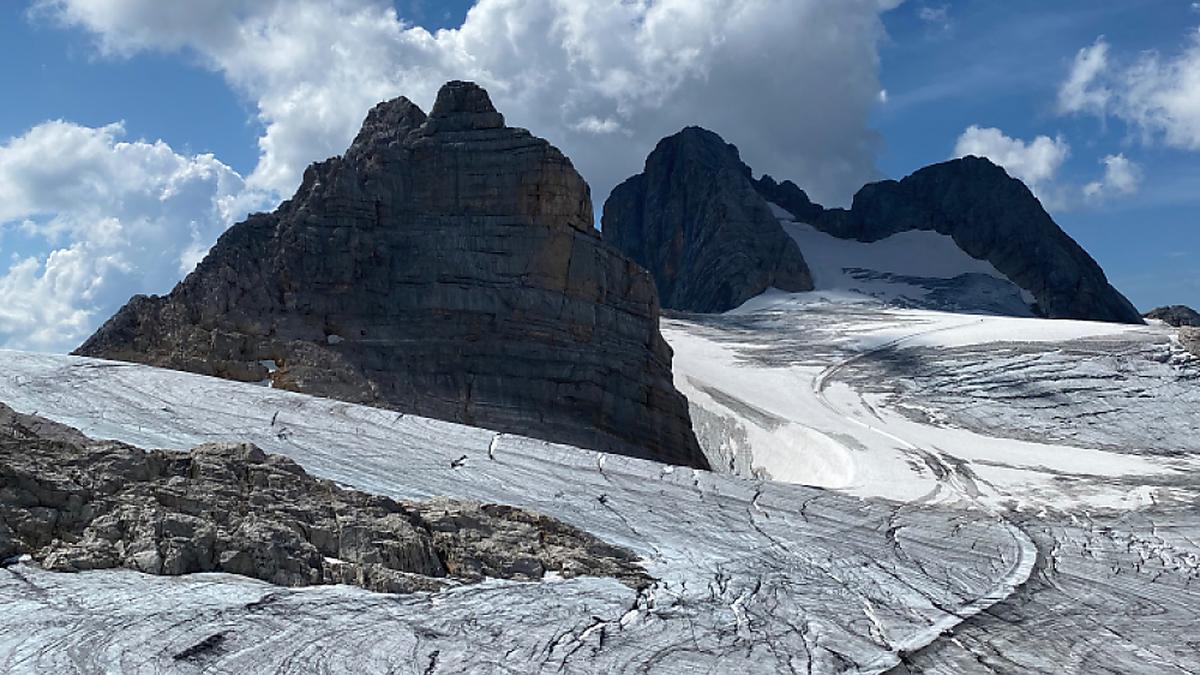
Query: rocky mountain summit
xmin=74 ymin=81 xmax=706 ymax=469
xmin=1145 ymin=304 xmax=1200 ymax=327
xmin=602 ymin=127 xmax=813 ymax=312
xmin=757 ymin=156 xmax=1143 ymax=324
xmin=605 ymin=126 xmax=1141 ymax=324
xmin=0 ymin=403 xmax=647 ymax=593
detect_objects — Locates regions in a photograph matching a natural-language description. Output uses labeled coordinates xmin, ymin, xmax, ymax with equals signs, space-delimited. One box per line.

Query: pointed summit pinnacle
xmin=427 ymin=80 xmax=505 ymax=131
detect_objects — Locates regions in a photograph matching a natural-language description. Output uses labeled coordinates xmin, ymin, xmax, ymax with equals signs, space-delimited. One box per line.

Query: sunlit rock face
xmin=74 ymin=81 xmax=706 ymax=470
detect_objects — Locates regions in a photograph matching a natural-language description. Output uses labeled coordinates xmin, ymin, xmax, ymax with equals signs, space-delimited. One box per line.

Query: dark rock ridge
xmin=602 ymin=127 xmax=813 ymax=312
xmin=1145 ymin=305 xmax=1200 ymax=327
xmin=0 ymin=403 xmax=648 ymax=593
xmin=755 ymin=156 xmax=1143 ymax=324
xmin=74 ymin=81 xmax=706 ymax=470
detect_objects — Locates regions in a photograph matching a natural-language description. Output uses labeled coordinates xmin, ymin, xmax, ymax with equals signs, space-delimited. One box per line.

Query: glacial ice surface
xmin=1 ymin=348 xmax=1021 ymax=674
xmin=2 ymin=297 xmax=1198 ymax=673
xmin=667 ymin=299 xmax=1200 ymax=673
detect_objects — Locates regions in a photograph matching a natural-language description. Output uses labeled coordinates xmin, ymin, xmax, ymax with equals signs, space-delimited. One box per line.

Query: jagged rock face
xmin=602 ymin=127 xmax=813 ymax=313
xmin=0 ymin=403 xmax=648 ymax=592
xmin=1145 ymin=305 xmax=1200 ymax=327
xmin=74 ymin=81 xmax=706 ymax=470
xmin=757 ymin=157 xmax=1143 ymax=324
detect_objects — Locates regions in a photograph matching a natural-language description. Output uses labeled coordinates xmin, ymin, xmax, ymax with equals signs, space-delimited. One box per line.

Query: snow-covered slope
xmin=1 ymin=349 xmax=1025 ymax=674
xmin=768 ymin=203 xmax=1035 ymax=316
xmin=668 ymin=301 xmax=1193 ymax=509
xmin=667 ymin=298 xmax=1200 ymax=673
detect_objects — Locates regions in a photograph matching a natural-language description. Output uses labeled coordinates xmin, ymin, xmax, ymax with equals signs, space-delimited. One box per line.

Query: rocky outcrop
xmin=74 ymin=81 xmax=706 ymax=470
xmin=757 ymin=156 xmax=1143 ymax=324
xmin=602 ymin=127 xmax=812 ymax=313
xmin=0 ymin=403 xmax=648 ymax=592
xmin=1145 ymin=305 xmax=1200 ymax=327
xmin=1180 ymin=328 xmax=1200 ymax=359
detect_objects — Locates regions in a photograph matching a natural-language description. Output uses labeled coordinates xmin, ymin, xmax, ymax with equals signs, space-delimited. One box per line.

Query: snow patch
xmin=768 ymin=203 xmax=1037 ymax=314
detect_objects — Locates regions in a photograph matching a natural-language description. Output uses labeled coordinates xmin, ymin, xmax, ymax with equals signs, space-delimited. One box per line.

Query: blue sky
xmin=0 ymin=0 xmax=1197 ymax=351
xmin=875 ymin=0 xmax=1200 ymax=310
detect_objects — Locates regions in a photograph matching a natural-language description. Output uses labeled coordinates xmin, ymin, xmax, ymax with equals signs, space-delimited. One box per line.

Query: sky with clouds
xmin=0 ymin=0 xmax=1197 ymax=352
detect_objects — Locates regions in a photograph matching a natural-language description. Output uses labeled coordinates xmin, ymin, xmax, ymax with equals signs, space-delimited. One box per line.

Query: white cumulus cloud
xmin=1084 ymin=153 xmax=1141 ymax=200
xmin=953 ymin=125 xmax=1070 ymax=196
xmin=39 ymin=0 xmax=895 ymax=207
xmin=1057 ymin=38 xmax=1110 ymax=116
xmin=1059 ymin=31 xmax=1200 ymax=150
xmin=0 ymin=120 xmax=260 ymax=352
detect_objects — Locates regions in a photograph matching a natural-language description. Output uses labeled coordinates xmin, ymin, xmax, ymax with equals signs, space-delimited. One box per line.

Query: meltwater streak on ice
xmin=809 ymin=319 xmax=1039 ymax=673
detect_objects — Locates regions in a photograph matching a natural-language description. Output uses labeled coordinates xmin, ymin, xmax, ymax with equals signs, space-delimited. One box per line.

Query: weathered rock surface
xmin=0 ymin=403 xmax=647 ymax=592
xmin=1145 ymin=304 xmax=1200 ymax=327
xmin=1181 ymin=327 xmax=1200 ymax=359
xmin=757 ymin=156 xmax=1143 ymax=324
xmin=73 ymin=81 xmax=705 ymax=469
xmin=602 ymin=127 xmax=812 ymax=312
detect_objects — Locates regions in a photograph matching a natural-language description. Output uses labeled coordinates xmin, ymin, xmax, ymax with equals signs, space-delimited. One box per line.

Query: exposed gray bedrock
xmin=0 ymin=403 xmax=647 ymax=594
xmin=73 ymin=81 xmax=706 ymax=470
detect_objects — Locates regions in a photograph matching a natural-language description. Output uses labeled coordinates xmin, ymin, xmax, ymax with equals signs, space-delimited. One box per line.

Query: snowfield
xmin=767 ymin=203 xmax=1036 ymax=316
xmin=2 ymin=296 xmax=1199 ymax=673
xmin=668 ymin=296 xmax=1200 ymax=673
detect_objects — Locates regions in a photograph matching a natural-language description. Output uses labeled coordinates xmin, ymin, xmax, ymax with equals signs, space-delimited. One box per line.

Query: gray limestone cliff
xmin=74 ymin=81 xmax=707 ymax=470
xmin=601 ymin=127 xmax=813 ymax=313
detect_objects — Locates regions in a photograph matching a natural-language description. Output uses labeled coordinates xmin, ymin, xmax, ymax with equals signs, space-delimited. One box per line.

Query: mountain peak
xmin=427 ymin=80 xmax=504 ymax=131
xmin=75 ymin=82 xmax=705 ymax=470
xmin=603 ymin=126 xmax=813 ymax=312
xmin=649 ymin=126 xmax=749 ymax=176
xmin=349 ymin=95 xmax=427 ymax=151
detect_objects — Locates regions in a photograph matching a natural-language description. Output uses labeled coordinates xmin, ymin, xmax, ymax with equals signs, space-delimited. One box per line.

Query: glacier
xmin=2 ymin=297 xmax=1198 ymax=673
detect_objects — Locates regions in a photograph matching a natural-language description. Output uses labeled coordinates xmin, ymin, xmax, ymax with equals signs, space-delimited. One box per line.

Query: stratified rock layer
xmin=74 ymin=81 xmax=705 ymax=469
xmin=0 ymin=403 xmax=648 ymax=592
xmin=1145 ymin=305 xmax=1200 ymax=327
xmin=602 ymin=127 xmax=812 ymax=313
xmin=756 ymin=157 xmax=1143 ymax=324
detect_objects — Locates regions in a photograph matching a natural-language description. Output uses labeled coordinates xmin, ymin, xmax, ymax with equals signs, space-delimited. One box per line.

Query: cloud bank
xmin=0 ymin=120 xmax=257 ymax=351
xmin=41 ymin=0 xmax=896 ymax=205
